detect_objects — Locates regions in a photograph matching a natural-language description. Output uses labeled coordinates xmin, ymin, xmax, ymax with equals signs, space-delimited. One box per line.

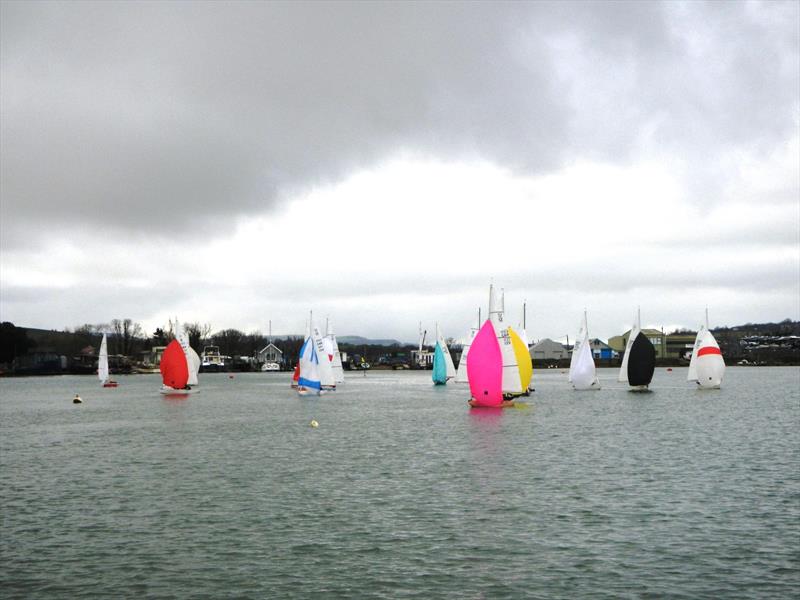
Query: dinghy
xmin=569 ymin=311 xmax=600 ymax=390
xmin=618 ymin=309 xmax=655 ymax=391
xmin=432 ymin=323 xmax=456 ymax=385
xmin=688 ymin=309 xmax=725 ymax=389
xmin=297 ymin=314 xmax=335 ymax=395
xmin=160 ymin=339 xmax=195 ymax=394
xmin=466 ymin=319 xmax=507 ymax=408
xmin=98 ymin=333 xmax=118 ymax=387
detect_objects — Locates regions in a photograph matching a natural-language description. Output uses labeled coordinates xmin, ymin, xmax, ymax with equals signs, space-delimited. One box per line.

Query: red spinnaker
xmin=161 ymin=339 xmax=189 ymax=389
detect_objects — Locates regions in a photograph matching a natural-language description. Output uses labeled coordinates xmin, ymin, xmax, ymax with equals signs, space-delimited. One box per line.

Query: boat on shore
xmin=200 ymin=346 xmax=225 ymax=372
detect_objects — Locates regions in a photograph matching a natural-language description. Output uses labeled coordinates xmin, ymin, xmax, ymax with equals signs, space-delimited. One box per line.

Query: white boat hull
xmin=160 ymin=386 xmax=197 ymax=395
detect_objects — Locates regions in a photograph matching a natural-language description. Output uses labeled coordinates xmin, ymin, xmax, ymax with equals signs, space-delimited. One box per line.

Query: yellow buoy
xmin=310 ymin=420 xmax=319 ymax=428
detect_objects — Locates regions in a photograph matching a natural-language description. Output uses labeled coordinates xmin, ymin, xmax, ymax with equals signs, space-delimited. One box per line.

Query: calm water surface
xmin=1 ymin=367 xmax=799 ymax=598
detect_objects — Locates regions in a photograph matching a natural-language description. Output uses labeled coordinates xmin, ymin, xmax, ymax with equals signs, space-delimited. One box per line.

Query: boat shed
xmin=529 ymin=338 xmax=570 ymax=361
xmin=257 ymin=343 xmax=284 ymax=365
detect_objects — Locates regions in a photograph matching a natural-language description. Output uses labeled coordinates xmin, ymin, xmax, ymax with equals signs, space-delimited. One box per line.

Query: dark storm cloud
xmin=1 ymin=0 xmax=797 ymax=249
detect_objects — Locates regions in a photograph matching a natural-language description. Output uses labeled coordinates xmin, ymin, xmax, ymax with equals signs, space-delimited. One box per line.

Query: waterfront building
xmin=588 ymin=338 xmax=616 ymax=360
xmin=529 ymin=338 xmax=570 ymax=362
xmin=608 ymin=329 xmax=667 ymax=359
xmin=256 ymin=343 xmax=284 ymax=367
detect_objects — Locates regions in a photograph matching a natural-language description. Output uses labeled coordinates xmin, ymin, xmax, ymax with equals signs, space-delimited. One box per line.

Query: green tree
xmin=0 ymin=322 xmax=35 ymax=364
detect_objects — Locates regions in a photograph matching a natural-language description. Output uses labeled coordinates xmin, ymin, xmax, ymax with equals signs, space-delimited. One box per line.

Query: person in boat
xmin=467 ymin=397 xmax=515 ymax=408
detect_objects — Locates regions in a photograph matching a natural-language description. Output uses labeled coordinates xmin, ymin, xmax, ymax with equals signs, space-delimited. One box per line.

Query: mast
xmin=523 ymin=300 xmax=527 ymax=330
xmin=705 ymin=307 xmax=709 ymax=330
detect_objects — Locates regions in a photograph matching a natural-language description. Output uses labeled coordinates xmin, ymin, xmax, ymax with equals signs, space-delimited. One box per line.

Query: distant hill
xmin=337 ymin=336 xmax=404 ymax=347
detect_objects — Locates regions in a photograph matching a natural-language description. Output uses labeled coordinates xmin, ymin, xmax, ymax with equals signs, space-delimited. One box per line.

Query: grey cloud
xmin=1 ymin=0 xmax=798 ymax=249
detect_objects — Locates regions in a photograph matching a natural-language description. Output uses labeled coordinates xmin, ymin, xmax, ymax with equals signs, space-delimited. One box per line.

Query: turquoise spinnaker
xmin=432 ymin=342 xmax=447 ymax=385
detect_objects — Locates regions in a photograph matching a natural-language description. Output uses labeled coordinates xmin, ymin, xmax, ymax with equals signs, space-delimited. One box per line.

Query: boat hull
xmin=159 ymin=386 xmax=196 ymax=395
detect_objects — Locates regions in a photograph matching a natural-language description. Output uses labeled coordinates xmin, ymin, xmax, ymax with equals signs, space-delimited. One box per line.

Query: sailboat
xmin=466 ymin=319 xmax=517 ymax=408
xmin=98 ymin=333 xmax=118 ymax=387
xmin=489 ymin=285 xmax=524 ymax=398
xmin=432 ymin=323 xmax=456 ymax=385
xmin=618 ymin=308 xmax=656 ymax=391
xmin=160 ymin=338 xmax=196 ymax=394
xmin=297 ymin=313 xmax=335 ymax=395
xmin=569 ymin=311 xmax=600 ymax=390
xmin=688 ymin=309 xmax=725 ymax=389
xmin=324 ymin=318 xmax=345 ymax=385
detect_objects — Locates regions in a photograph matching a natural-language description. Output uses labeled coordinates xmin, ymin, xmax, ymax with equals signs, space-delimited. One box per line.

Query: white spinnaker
xmin=568 ymin=313 xmax=588 ymax=383
xmin=98 ymin=333 xmax=109 ymax=383
xmin=571 ymin=331 xmax=599 ymax=390
xmin=693 ymin=330 xmax=725 ymax=389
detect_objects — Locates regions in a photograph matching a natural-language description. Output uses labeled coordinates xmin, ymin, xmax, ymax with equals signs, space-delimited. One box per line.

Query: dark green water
xmin=2 ymin=367 xmax=798 ymax=599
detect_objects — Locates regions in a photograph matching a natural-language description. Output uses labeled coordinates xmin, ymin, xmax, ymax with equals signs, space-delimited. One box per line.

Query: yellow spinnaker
xmin=509 ymin=327 xmax=533 ymax=391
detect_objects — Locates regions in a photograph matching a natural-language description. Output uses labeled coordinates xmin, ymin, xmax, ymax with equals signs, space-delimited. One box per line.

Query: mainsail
xmin=488 ymin=284 xmax=523 ymax=396
xmin=98 ymin=333 xmax=110 ymax=384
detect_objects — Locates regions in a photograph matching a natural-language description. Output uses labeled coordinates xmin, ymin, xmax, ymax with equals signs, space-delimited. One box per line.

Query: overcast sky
xmin=1 ymin=0 xmax=798 ymax=344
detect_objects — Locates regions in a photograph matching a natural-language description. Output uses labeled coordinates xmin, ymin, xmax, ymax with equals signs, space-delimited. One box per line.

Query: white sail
xmin=455 ymin=328 xmax=477 ymax=383
xmin=488 ymin=284 xmax=523 ymax=395
xmin=617 ymin=311 xmax=641 ymax=384
xmin=689 ymin=311 xmax=725 ymax=389
xmin=686 ymin=325 xmax=705 ymax=382
xmin=694 ymin=330 xmax=725 ymax=388
xmin=313 ymin=325 xmax=336 ymax=389
xmin=435 ymin=323 xmax=457 ymax=380
xmin=176 ymin=325 xmax=200 ymax=386
xmin=98 ymin=333 xmax=109 ymax=383
xmin=568 ymin=313 xmax=587 ymax=383
xmin=326 ymin=319 xmax=345 ymax=384
xmin=570 ymin=312 xmax=600 ymax=390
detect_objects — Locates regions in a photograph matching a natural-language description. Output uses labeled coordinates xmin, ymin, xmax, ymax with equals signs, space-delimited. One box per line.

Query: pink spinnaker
xmin=467 ymin=320 xmax=503 ymax=407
